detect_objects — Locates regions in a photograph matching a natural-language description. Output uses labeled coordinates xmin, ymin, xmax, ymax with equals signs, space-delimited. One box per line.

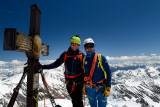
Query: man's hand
xmin=34 ymin=62 xmax=43 ymax=73
xmin=103 ymin=87 xmax=111 ymax=98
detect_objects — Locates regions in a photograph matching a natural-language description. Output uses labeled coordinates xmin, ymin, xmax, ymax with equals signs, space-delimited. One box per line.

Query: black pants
xmin=66 ymin=82 xmax=83 ymax=107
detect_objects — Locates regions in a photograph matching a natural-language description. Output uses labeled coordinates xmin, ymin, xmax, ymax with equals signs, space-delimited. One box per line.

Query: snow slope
xmin=0 ymin=59 xmax=160 ymax=107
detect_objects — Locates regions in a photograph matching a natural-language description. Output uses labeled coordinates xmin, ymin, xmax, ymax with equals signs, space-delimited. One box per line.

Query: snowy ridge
xmin=110 ymin=66 xmax=160 ymax=107
xmin=0 ymin=58 xmax=160 ymax=107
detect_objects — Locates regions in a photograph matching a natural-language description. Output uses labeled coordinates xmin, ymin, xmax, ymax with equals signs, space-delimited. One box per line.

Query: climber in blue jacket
xmin=83 ymin=38 xmax=112 ymax=107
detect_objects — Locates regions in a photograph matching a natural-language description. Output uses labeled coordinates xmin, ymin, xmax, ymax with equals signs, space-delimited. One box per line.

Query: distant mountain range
xmin=0 ymin=59 xmax=160 ymax=107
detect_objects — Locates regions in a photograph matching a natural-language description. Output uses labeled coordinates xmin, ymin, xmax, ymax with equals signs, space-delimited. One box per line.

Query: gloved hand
xmin=103 ymin=87 xmax=111 ymax=98
xmin=82 ymin=86 xmax=86 ymax=94
xmin=34 ymin=62 xmax=43 ymax=73
xmin=39 ymin=64 xmax=43 ymax=69
xmin=36 ymin=62 xmax=43 ymax=69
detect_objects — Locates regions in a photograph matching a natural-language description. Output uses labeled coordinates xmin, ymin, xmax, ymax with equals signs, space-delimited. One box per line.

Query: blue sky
xmin=0 ymin=0 xmax=160 ymax=61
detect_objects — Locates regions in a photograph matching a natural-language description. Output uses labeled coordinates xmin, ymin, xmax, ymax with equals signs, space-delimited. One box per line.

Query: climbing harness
xmin=83 ymin=53 xmax=107 ymax=107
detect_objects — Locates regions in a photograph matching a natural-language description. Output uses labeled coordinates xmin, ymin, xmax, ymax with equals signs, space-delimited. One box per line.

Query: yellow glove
xmin=82 ymin=86 xmax=86 ymax=94
xmin=103 ymin=87 xmax=111 ymax=98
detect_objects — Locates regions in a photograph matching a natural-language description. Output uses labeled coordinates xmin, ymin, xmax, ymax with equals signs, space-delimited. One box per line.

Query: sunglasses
xmin=85 ymin=45 xmax=94 ymax=49
xmin=71 ymin=43 xmax=80 ymax=46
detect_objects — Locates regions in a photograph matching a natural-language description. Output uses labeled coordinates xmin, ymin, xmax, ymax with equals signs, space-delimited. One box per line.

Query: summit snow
xmin=0 ymin=55 xmax=160 ymax=107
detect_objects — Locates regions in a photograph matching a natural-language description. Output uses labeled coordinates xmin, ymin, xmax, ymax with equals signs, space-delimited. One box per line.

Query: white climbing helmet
xmin=83 ymin=38 xmax=95 ymax=47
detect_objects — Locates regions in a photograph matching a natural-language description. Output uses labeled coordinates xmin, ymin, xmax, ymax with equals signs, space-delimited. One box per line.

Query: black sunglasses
xmin=85 ymin=45 xmax=94 ymax=49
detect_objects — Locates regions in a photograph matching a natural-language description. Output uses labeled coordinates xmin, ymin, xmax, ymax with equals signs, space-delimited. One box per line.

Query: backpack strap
xmin=64 ymin=51 xmax=68 ymax=63
xmin=64 ymin=51 xmax=69 ymax=66
xmin=84 ymin=53 xmax=98 ymax=84
xmin=77 ymin=52 xmax=83 ymax=64
xmin=83 ymin=54 xmax=107 ymax=79
xmin=64 ymin=51 xmax=83 ymax=78
xmin=83 ymin=56 xmax=86 ymax=73
xmin=64 ymin=51 xmax=82 ymax=64
xmin=89 ymin=53 xmax=98 ymax=80
xmin=98 ymin=54 xmax=107 ymax=79
xmin=83 ymin=53 xmax=107 ymax=92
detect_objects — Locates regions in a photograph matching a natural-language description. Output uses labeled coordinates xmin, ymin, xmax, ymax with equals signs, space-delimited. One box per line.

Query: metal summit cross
xmin=3 ymin=4 xmax=49 ymax=107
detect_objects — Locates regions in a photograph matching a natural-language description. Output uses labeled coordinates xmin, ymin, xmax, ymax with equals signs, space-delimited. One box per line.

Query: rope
xmin=43 ymin=75 xmax=46 ymax=107
xmin=42 ymin=74 xmax=75 ymax=99
xmin=40 ymin=70 xmax=75 ymax=107
xmin=83 ymin=83 xmax=87 ymax=107
xmin=41 ymin=73 xmax=56 ymax=107
xmin=84 ymin=89 xmax=85 ymax=107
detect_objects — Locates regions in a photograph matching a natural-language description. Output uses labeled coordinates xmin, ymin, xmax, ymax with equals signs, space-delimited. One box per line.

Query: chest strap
xmin=64 ymin=72 xmax=81 ymax=78
xmin=64 ymin=51 xmax=82 ymax=66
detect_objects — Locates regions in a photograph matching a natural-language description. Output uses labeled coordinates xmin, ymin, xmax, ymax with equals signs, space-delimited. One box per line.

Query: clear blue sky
xmin=0 ymin=0 xmax=160 ymax=61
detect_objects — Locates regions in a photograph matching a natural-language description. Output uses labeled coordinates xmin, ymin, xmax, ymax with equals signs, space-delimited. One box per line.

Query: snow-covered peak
xmin=0 ymin=59 xmax=160 ymax=107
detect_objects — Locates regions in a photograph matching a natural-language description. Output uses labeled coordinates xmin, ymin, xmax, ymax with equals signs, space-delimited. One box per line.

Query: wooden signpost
xmin=3 ymin=4 xmax=49 ymax=107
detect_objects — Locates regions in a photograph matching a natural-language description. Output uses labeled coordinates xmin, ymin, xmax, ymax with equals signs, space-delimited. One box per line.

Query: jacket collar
xmin=86 ymin=50 xmax=95 ymax=58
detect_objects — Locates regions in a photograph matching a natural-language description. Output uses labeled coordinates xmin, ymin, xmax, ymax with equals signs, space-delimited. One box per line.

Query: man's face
xmin=85 ymin=45 xmax=94 ymax=53
xmin=71 ymin=43 xmax=79 ymax=51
